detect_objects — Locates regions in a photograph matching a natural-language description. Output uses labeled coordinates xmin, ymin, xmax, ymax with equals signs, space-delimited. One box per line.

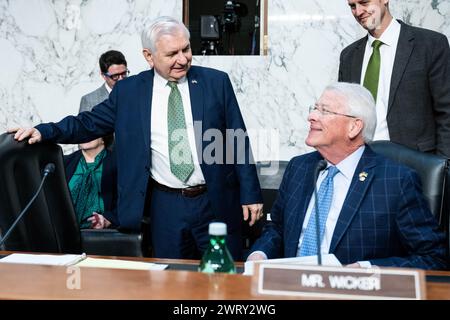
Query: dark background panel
xmin=186 ymin=0 xmax=261 ymax=55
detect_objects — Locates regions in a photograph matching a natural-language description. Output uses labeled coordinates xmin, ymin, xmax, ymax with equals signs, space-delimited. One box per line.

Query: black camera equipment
xmin=199 ymin=1 xmax=249 ymax=55
xmin=222 ymin=0 xmax=241 ymax=33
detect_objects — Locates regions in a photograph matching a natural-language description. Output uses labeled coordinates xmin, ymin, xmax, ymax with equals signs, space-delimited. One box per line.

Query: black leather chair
xmin=0 ymin=133 xmax=148 ymax=257
xmin=257 ymin=160 xmax=289 ymax=218
xmin=370 ymin=141 xmax=450 ymax=261
xmin=80 ymin=228 xmax=148 ymax=257
xmin=242 ymin=161 xmax=288 ymax=255
xmin=446 ymin=169 xmax=450 ymax=256
xmin=369 ymin=141 xmax=448 ymax=224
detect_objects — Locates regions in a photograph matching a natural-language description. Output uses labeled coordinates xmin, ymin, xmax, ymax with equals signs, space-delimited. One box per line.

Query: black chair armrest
xmin=80 ymin=229 xmax=145 ymax=257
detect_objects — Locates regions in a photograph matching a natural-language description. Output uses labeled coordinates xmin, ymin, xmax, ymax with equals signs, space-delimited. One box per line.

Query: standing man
xmin=10 ymin=16 xmax=263 ymax=261
xmin=339 ymin=0 xmax=450 ymax=157
xmin=79 ymin=50 xmax=129 ymax=113
xmin=247 ymin=82 xmax=447 ymax=270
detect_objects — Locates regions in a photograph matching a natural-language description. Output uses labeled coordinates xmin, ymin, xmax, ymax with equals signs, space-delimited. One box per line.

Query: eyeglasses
xmin=103 ymin=69 xmax=130 ymax=81
xmin=309 ymin=104 xmax=357 ymax=119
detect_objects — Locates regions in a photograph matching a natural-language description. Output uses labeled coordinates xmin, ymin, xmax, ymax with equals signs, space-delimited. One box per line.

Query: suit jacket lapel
xmin=139 ymin=69 xmax=154 ymax=151
xmin=350 ymin=37 xmax=368 ymax=83
xmin=388 ymin=21 xmax=414 ymax=112
xmin=329 ymin=147 xmax=377 ymax=253
xmin=187 ymin=68 xmax=204 ymax=165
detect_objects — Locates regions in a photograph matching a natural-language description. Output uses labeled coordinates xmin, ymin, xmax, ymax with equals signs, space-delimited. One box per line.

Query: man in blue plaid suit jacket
xmin=248 ymin=82 xmax=448 ymax=270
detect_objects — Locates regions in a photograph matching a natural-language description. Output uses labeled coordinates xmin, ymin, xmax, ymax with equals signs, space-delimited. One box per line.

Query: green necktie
xmin=167 ymin=81 xmax=194 ymax=183
xmin=363 ymin=39 xmax=383 ymax=101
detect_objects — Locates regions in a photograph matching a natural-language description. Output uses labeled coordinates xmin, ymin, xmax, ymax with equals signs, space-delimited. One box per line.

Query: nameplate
xmin=253 ymin=263 xmax=425 ymax=300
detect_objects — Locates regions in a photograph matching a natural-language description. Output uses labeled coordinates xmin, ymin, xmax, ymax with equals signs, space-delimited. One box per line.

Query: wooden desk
xmin=0 ymin=255 xmax=449 ymax=300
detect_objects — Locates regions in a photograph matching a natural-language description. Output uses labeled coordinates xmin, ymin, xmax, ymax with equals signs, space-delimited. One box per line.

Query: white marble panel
xmin=195 ymin=0 xmax=450 ymax=160
xmin=1 ymin=0 xmax=181 ymax=152
xmin=1 ymin=0 xmax=448 ymax=159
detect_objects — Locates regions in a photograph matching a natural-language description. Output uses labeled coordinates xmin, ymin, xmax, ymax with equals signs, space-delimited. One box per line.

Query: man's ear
xmin=142 ymin=49 xmax=154 ymax=67
xmin=100 ymin=70 xmax=107 ymax=81
xmin=348 ymin=118 xmax=364 ymax=140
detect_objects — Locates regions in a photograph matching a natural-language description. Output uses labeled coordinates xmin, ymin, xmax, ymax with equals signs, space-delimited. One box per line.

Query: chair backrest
xmin=242 ymin=161 xmax=289 ymax=256
xmin=445 ymin=169 xmax=450 ymax=257
xmin=0 ymin=133 xmax=82 ymax=253
xmin=369 ymin=140 xmax=449 ymax=225
xmin=256 ymin=160 xmax=289 ymax=215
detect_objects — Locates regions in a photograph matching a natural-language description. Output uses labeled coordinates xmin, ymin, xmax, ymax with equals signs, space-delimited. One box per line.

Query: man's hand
xmin=8 ymin=127 xmax=42 ymax=144
xmin=88 ymin=212 xmax=112 ymax=229
xmin=242 ymin=203 xmax=264 ymax=226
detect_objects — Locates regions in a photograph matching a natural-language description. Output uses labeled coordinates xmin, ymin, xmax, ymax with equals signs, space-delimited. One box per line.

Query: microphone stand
xmin=314 ymin=160 xmax=327 ymax=265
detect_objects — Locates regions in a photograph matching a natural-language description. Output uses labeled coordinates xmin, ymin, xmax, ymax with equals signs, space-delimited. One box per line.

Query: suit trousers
xmin=148 ymin=187 xmax=242 ymax=260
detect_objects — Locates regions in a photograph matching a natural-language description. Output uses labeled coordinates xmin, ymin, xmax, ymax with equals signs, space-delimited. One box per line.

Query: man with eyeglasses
xmin=247 ymin=82 xmax=447 ymax=270
xmin=79 ymin=50 xmax=129 ymax=113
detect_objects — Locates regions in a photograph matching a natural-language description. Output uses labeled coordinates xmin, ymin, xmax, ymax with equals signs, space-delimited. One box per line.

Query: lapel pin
xmin=359 ymin=172 xmax=368 ymax=181
xmin=191 ymin=79 xmax=198 ymax=84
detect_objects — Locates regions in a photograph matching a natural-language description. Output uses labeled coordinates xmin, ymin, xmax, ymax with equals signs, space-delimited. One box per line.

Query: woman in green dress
xmin=64 ymin=134 xmax=117 ymax=229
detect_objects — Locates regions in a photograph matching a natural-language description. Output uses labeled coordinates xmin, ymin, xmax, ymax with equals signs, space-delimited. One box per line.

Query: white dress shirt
xmin=360 ymin=19 xmax=401 ymax=141
xmin=150 ymin=71 xmax=205 ymax=188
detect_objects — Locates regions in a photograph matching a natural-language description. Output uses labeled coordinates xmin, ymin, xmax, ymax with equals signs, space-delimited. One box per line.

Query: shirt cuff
xmin=247 ymin=251 xmax=268 ymax=260
xmin=357 ymin=260 xmax=372 ymax=268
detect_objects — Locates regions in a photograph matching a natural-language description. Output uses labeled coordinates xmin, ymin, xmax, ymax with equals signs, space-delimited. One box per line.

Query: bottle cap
xmin=209 ymin=222 xmax=227 ymax=236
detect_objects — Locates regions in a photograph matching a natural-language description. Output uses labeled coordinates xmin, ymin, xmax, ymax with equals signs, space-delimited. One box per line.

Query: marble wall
xmin=1 ymin=0 xmax=449 ymax=159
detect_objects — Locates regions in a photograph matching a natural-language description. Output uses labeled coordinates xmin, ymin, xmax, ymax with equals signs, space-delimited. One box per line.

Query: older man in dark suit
xmin=248 ymin=82 xmax=448 ymax=270
xmin=10 ymin=16 xmax=263 ymax=261
xmin=339 ymin=0 xmax=450 ymax=157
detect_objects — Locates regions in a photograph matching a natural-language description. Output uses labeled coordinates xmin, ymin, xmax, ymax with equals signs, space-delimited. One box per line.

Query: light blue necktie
xmin=299 ymin=166 xmax=339 ymax=257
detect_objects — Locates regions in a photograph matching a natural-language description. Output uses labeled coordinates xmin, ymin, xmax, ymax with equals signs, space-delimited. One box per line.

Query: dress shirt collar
xmin=367 ymin=18 xmax=401 ymax=48
xmin=104 ymin=82 xmax=112 ymax=93
xmin=325 ymin=145 xmax=365 ymax=181
xmin=153 ymin=69 xmax=187 ymax=89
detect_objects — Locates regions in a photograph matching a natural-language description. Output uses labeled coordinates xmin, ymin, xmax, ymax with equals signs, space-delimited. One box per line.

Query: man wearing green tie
xmin=338 ymin=0 xmax=450 ymax=157
xmin=10 ymin=16 xmax=263 ymax=260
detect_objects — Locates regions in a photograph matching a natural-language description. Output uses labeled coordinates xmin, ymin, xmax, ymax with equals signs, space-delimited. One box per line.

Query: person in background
xmin=339 ymin=0 xmax=450 ymax=157
xmin=247 ymin=82 xmax=448 ymax=270
xmin=64 ymin=134 xmax=118 ymax=229
xmin=10 ymin=16 xmax=263 ymax=261
xmin=79 ymin=50 xmax=129 ymax=113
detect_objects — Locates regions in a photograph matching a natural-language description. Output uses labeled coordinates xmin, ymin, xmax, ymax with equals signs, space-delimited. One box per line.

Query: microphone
xmin=0 ymin=163 xmax=56 ymax=249
xmin=314 ymin=160 xmax=328 ymax=266
xmin=43 ymin=163 xmax=55 ymax=175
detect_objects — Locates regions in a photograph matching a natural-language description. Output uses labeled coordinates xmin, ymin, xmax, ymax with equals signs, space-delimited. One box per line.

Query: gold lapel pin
xmin=359 ymin=171 xmax=368 ymax=181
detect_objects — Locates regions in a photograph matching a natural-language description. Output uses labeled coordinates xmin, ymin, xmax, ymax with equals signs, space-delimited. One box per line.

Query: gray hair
xmin=141 ymin=16 xmax=190 ymax=52
xmin=325 ymin=82 xmax=377 ymax=142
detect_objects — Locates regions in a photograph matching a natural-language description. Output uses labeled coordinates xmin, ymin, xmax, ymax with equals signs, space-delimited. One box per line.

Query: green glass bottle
xmin=199 ymin=222 xmax=236 ymax=274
